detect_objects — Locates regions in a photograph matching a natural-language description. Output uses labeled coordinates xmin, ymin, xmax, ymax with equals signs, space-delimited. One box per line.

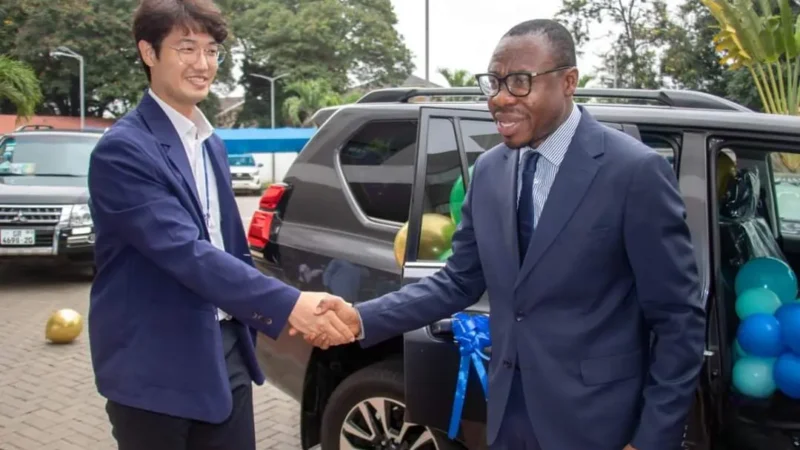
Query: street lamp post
xmin=250 ymin=72 xmax=290 ymax=184
xmin=250 ymin=72 xmax=289 ymax=129
xmin=50 ymin=46 xmax=84 ymax=130
xmin=425 ymin=0 xmax=430 ymax=82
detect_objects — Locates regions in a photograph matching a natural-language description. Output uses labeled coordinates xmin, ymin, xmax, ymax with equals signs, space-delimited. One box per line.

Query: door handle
xmin=429 ymin=318 xmax=453 ymax=337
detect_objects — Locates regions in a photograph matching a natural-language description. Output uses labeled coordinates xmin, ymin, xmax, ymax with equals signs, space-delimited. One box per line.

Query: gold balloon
xmin=394 ymin=213 xmax=456 ymax=267
xmin=717 ymin=151 xmax=737 ymax=201
xmin=45 ymin=309 xmax=84 ymax=344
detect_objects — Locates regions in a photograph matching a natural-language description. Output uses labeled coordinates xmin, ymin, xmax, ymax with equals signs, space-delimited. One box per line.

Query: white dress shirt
xmin=516 ymin=103 xmax=582 ymax=227
xmin=149 ymin=90 xmax=231 ymax=321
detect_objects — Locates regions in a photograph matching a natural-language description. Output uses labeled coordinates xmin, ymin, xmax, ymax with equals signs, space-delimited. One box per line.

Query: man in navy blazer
xmin=305 ymin=19 xmax=706 ymax=450
xmin=87 ymin=1 xmax=353 ymax=449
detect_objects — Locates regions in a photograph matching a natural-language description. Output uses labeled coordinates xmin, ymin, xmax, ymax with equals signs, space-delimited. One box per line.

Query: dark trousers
xmin=106 ymin=319 xmax=254 ymax=450
xmin=490 ymin=369 xmax=542 ymax=450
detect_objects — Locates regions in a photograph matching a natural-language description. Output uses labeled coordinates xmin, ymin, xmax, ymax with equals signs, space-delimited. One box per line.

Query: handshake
xmin=286 ymin=292 xmax=360 ymax=349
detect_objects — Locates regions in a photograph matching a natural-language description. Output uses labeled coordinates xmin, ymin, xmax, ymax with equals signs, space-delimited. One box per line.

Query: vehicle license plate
xmin=0 ymin=229 xmax=35 ymax=246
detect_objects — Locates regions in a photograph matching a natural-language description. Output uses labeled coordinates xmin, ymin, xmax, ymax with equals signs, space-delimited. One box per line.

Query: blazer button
xmin=503 ymin=360 xmax=512 ymax=368
xmin=515 ymin=314 xmax=523 ymax=322
xmin=252 ymin=312 xmax=261 ymax=320
xmin=263 ymin=317 xmax=272 ymax=325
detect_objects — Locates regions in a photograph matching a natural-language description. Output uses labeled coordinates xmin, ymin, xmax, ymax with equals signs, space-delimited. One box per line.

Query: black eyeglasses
xmin=474 ymin=66 xmax=574 ymax=97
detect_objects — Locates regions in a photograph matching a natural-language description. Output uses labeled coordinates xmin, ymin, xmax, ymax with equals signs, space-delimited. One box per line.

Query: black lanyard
xmin=200 ymin=143 xmax=211 ymax=229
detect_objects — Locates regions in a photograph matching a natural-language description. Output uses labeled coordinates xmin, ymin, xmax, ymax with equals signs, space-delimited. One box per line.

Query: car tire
xmin=320 ymin=358 xmax=464 ymax=450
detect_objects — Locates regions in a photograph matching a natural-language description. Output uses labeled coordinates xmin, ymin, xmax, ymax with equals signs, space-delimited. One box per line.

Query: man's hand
xmin=289 ymin=296 xmax=361 ymax=348
xmin=287 ymin=292 xmax=355 ymax=348
xmin=623 ymin=445 xmax=637 ymax=450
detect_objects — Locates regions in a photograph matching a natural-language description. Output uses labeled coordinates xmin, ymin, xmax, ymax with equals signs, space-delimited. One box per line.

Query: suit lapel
xmin=137 ymin=93 xmax=204 ymax=220
xmin=515 ymin=110 xmax=605 ymax=289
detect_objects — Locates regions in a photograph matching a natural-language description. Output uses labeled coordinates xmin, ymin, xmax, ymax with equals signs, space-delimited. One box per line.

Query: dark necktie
xmin=517 ymin=151 xmax=540 ymax=261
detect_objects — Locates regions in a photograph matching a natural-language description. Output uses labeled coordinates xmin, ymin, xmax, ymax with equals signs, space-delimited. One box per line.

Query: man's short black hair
xmin=503 ymin=19 xmax=577 ymax=68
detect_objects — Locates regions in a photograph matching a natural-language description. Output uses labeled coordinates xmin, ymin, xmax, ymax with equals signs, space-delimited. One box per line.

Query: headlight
xmin=69 ymin=204 xmax=93 ymax=227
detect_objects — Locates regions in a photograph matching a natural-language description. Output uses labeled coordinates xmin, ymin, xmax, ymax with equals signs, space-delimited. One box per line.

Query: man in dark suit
xmin=303 ymin=19 xmax=706 ymax=450
xmin=87 ymin=1 xmax=353 ymax=449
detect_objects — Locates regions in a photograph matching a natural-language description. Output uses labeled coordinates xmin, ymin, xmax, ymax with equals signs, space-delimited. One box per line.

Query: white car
xmin=228 ymin=154 xmax=263 ymax=195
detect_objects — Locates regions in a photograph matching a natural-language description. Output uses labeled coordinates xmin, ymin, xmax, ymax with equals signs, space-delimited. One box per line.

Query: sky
xmin=224 ymin=0 xmax=683 ymax=97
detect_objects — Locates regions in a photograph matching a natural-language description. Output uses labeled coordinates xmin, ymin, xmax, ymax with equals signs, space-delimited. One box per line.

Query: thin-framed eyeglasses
xmin=474 ymin=66 xmax=575 ymax=97
xmin=169 ymin=44 xmax=226 ymax=66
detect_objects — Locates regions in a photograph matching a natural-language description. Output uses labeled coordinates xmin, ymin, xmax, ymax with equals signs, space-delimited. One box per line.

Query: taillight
xmin=259 ymin=183 xmax=287 ymax=210
xmin=247 ymin=183 xmax=287 ymax=248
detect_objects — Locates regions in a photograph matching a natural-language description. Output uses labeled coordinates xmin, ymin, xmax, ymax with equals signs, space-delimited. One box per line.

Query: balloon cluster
xmin=732 ymin=256 xmax=800 ymax=399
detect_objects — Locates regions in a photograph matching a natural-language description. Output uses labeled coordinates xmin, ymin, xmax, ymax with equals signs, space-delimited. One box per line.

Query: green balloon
xmin=449 ymin=166 xmax=474 ymax=225
xmin=736 ymin=287 xmax=782 ymax=320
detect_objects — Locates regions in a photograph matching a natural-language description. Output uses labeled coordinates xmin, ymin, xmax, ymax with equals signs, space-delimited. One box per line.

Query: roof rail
xmin=15 ymin=124 xmax=55 ymax=131
xmin=355 ymin=87 xmax=750 ymax=112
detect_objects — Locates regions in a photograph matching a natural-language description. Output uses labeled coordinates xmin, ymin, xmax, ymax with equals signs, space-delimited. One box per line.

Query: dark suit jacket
xmin=356 ymin=107 xmax=706 ymax=449
xmin=87 ymin=93 xmax=300 ymax=423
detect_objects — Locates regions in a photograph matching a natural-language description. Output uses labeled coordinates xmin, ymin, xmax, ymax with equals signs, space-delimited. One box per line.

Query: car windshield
xmin=0 ymin=134 xmax=100 ymax=176
xmin=229 ymin=155 xmax=256 ymax=167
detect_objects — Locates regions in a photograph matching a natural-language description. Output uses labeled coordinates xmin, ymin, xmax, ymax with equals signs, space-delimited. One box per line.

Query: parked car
xmin=247 ymin=86 xmax=800 ymax=450
xmin=0 ymin=129 xmax=102 ymax=275
xmin=228 ymin=153 xmax=263 ymax=195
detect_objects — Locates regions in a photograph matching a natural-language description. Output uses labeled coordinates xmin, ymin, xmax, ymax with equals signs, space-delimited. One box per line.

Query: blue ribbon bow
xmin=448 ymin=312 xmax=490 ymax=439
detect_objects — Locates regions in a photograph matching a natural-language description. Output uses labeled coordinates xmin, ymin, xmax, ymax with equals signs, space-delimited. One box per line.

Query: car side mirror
xmin=257 ymin=163 xmax=264 ymax=168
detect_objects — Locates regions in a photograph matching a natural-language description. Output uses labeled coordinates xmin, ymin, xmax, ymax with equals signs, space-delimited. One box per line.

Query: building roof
xmin=0 ymin=115 xmax=115 ymax=134
xmin=214 ymin=127 xmax=317 ymax=154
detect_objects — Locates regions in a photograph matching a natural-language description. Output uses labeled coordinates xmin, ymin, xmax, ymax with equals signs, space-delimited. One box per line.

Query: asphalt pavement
xmin=0 ymin=194 xmax=302 ymax=450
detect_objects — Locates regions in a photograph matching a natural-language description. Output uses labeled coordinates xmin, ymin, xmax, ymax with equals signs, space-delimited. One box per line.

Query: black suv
xmin=247 ymin=87 xmax=800 ymax=450
xmin=0 ymin=128 xmax=101 ymax=274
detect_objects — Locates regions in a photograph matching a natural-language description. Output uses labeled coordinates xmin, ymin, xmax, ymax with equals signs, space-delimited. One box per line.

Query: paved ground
xmin=0 ymin=195 xmax=303 ymax=450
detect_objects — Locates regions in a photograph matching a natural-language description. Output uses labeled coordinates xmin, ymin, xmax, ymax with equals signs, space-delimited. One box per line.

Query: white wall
xmin=251 ymin=153 xmax=299 ymax=184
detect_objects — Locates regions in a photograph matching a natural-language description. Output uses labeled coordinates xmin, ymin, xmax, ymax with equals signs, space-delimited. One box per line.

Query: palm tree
xmin=0 ymin=56 xmax=42 ymax=120
xmin=437 ymin=68 xmax=478 ymax=87
xmin=701 ymin=0 xmax=799 ymax=114
xmin=700 ymin=0 xmax=800 ymax=169
xmin=282 ymin=79 xmax=343 ymax=127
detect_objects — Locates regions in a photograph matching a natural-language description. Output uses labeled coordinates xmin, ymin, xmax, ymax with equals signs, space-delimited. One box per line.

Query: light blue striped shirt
xmin=517 ymin=103 xmax=582 ymax=227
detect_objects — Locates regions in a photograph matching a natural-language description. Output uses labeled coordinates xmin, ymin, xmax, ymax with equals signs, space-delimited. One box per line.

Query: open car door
xmin=400 ymin=106 xmax=498 ymax=448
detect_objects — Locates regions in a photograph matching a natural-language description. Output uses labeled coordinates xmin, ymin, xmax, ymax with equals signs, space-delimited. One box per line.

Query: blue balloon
xmin=774 ymin=353 xmax=800 ymax=399
xmin=732 ymin=356 xmax=777 ymax=398
xmin=776 ymin=302 xmax=800 ymax=323
xmin=737 ymin=314 xmax=784 ymax=357
xmin=735 ymin=287 xmax=782 ymax=319
xmin=735 ymin=257 xmax=798 ymax=304
xmin=776 ymin=303 xmax=800 ymax=354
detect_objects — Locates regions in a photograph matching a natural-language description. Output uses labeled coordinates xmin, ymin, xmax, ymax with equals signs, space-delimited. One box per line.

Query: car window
xmin=0 ymin=134 xmax=99 ymax=176
xmin=414 ymin=117 xmax=501 ymax=262
xmin=771 ymin=153 xmax=800 ymax=235
xmin=229 ymin=155 xmax=256 ymax=166
xmin=339 ymin=120 xmax=417 ymax=224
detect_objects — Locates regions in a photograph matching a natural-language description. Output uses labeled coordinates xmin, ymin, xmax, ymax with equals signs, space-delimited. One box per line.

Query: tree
xmin=557 ymin=0 xmax=672 ymax=89
xmin=0 ymin=0 xmax=233 ymax=119
xmin=438 ymin=68 xmax=477 ymax=87
xmin=701 ymin=0 xmax=800 ymax=114
xmin=0 ymin=56 xmax=42 ymax=119
xmin=282 ymin=79 xmax=343 ymax=126
xmin=661 ymin=0 xmax=762 ymax=110
xmin=231 ymin=0 xmax=414 ymax=127
xmin=700 ymin=0 xmax=800 ymax=172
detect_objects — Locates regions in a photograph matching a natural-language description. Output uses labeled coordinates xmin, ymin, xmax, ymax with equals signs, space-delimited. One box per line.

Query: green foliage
xmin=701 ymin=0 xmax=800 ymax=114
xmin=438 ymin=68 xmax=477 ymax=87
xmin=0 ymin=55 xmax=42 ymax=119
xmin=282 ymin=79 xmax=343 ymax=126
xmin=231 ymin=0 xmax=413 ymax=127
xmin=557 ymin=0 xmax=673 ymax=89
xmin=0 ymin=0 xmax=411 ymax=127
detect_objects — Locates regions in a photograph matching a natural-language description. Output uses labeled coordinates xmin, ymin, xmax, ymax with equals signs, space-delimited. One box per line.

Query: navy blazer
xmin=87 ymin=93 xmax=301 ymax=423
xmin=355 ymin=108 xmax=706 ymax=450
